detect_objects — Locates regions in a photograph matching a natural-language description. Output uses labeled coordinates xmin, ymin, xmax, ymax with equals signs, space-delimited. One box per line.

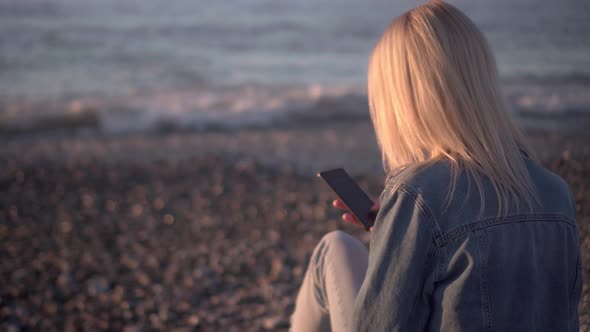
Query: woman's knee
xmin=309 ymin=230 xmax=366 ymax=269
xmin=310 ymin=231 xmax=368 ymax=293
xmin=317 ymin=230 xmax=366 ymax=257
xmin=321 ymin=230 xmax=357 ymax=247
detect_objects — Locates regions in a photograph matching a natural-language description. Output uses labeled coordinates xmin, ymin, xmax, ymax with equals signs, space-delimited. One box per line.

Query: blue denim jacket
xmin=352 ymin=156 xmax=582 ymax=331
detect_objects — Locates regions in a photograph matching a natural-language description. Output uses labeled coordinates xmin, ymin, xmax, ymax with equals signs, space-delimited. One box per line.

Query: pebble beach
xmin=0 ymin=124 xmax=589 ymax=331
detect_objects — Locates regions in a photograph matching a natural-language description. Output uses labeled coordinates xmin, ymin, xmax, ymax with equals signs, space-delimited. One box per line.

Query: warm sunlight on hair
xmin=368 ymin=0 xmax=539 ymax=216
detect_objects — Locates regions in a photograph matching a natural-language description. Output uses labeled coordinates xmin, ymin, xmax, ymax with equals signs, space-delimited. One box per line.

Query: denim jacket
xmin=352 ymin=157 xmax=582 ymax=331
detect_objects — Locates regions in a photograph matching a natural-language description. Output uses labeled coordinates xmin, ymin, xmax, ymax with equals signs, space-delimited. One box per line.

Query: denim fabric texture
xmin=352 ymin=156 xmax=582 ymax=331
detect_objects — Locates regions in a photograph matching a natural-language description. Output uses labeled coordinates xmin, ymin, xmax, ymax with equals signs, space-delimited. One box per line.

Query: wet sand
xmin=1 ymin=124 xmax=588 ymax=331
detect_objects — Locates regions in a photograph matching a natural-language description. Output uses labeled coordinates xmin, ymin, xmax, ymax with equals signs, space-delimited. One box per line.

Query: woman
xmin=290 ymin=1 xmax=582 ymax=331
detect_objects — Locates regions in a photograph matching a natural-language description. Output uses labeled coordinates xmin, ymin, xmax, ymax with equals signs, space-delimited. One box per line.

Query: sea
xmin=1 ymin=0 xmax=589 ymax=135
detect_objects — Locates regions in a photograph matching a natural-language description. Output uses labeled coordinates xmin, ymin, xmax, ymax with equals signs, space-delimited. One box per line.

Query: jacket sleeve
xmin=351 ymin=185 xmax=438 ymax=331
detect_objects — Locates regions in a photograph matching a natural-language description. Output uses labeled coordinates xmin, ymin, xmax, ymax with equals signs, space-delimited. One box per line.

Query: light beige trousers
xmin=290 ymin=231 xmax=369 ymax=332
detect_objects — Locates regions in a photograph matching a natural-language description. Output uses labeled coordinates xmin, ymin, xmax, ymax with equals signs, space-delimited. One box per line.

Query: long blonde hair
xmin=369 ymin=0 xmax=538 ymax=216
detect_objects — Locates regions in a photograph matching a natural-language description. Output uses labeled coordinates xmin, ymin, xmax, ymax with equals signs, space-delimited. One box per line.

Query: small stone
xmin=43 ymin=302 xmax=58 ymax=316
xmin=60 ymin=221 xmax=73 ymax=233
xmin=131 ymin=204 xmax=143 ymax=217
xmin=82 ymin=194 xmax=94 ymax=208
xmin=106 ymin=199 xmax=118 ymax=212
xmin=111 ymin=285 xmax=125 ymax=303
xmin=163 ymin=214 xmax=175 ymax=225
xmin=135 ymin=272 xmax=150 ymax=287
xmin=187 ymin=315 xmax=200 ymax=326
xmin=123 ymin=325 xmax=140 ymax=332
xmin=269 ymin=257 xmax=283 ymax=280
xmin=262 ymin=316 xmax=289 ymax=330
xmin=153 ymin=198 xmax=165 ymax=210
xmin=292 ymin=265 xmax=303 ymax=278
xmin=87 ymin=277 xmax=109 ymax=296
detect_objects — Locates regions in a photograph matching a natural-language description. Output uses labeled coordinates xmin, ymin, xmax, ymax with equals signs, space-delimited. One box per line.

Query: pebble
xmin=0 ymin=154 xmax=587 ymax=331
xmin=263 ymin=316 xmax=290 ymax=330
xmin=187 ymin=315 xmax=200 ymax=326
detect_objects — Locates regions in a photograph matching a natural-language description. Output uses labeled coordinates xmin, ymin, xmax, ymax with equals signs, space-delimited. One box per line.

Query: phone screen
xmin=318 ymin=168 xmax=375 ymax=231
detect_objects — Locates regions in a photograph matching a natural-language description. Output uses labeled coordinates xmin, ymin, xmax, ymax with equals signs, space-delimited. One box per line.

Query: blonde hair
xmin=368 ymin=0 xmax=538 ymax=216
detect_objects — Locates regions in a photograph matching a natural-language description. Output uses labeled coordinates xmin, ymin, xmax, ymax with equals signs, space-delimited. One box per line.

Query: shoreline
xmin=2 ymin=120 xmax=590 ymax=175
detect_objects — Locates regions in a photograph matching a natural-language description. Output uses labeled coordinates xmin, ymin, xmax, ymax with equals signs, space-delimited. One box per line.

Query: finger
xmin=333 ymin=199 xmax=349 ymax=211
xmin=342 ymin=213 xmax=362 ymax=227
xmin=371 ymin=201 xmax=381 ymax=211
xmin=335 ymin=199 xmax=379 ymax=212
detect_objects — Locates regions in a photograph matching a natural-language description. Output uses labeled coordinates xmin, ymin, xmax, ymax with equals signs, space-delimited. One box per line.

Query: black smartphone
xmin=317 ymin=168 xmax=376 ymax=231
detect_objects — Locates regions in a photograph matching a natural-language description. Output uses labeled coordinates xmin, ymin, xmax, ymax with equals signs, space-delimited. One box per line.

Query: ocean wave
xmin=1 ymin=81 xmax=589 ymax=136
xmin=0 ymin=84 xmax=368 ymax=135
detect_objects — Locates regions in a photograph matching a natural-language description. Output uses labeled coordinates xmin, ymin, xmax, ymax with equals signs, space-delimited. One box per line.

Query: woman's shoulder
xmin=521 ymin=157 xmax=576 ymax=219
xmin=381 ymin=157 xmax=576 ymax=230
xmin=380 ymin=160 xmax=455 ymax=222
xmin=382 ymin=160 xmax=454 ymax=204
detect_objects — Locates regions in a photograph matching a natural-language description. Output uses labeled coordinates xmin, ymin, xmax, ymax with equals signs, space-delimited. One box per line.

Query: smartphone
xmin=317 ymin=168 xmax=376 ymax=231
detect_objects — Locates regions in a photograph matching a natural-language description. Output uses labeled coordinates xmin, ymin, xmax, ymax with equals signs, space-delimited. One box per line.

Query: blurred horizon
xmin=1 ymin=0 xmax=590 ymax=134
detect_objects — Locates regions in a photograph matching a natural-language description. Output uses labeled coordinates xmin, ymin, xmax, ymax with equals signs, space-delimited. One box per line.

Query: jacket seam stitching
xmin=436 ymin=214 xmax=576 ymax=247
xmin=569 ymin=253 xmax=581 ymax=317
xmin=397 ymin=183 xmax=442 ymax=238
xmin=396 ymin=183 xmax=446 ymax=297
xmin=437 ymin=241 xmax=447 ymax=284
xmin=406 ymin=242 xmax=438 ymax=328
xmin=477 ymin=231 xmax=493 ymax=331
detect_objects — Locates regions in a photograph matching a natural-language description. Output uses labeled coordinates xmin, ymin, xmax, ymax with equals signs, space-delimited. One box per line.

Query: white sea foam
xmin=0 ymin=83 xmax=366 ymax=134
xmin=1 ymin=81 xmax=589 ymax=136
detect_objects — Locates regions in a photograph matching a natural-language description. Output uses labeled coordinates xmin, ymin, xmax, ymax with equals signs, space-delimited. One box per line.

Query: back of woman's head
xmin=369 ymin=0 xmax=537 ymax=216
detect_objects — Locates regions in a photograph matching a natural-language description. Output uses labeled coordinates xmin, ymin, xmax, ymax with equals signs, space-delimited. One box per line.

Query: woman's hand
xmin=332 ymin=199 xmax=381 ymax=231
